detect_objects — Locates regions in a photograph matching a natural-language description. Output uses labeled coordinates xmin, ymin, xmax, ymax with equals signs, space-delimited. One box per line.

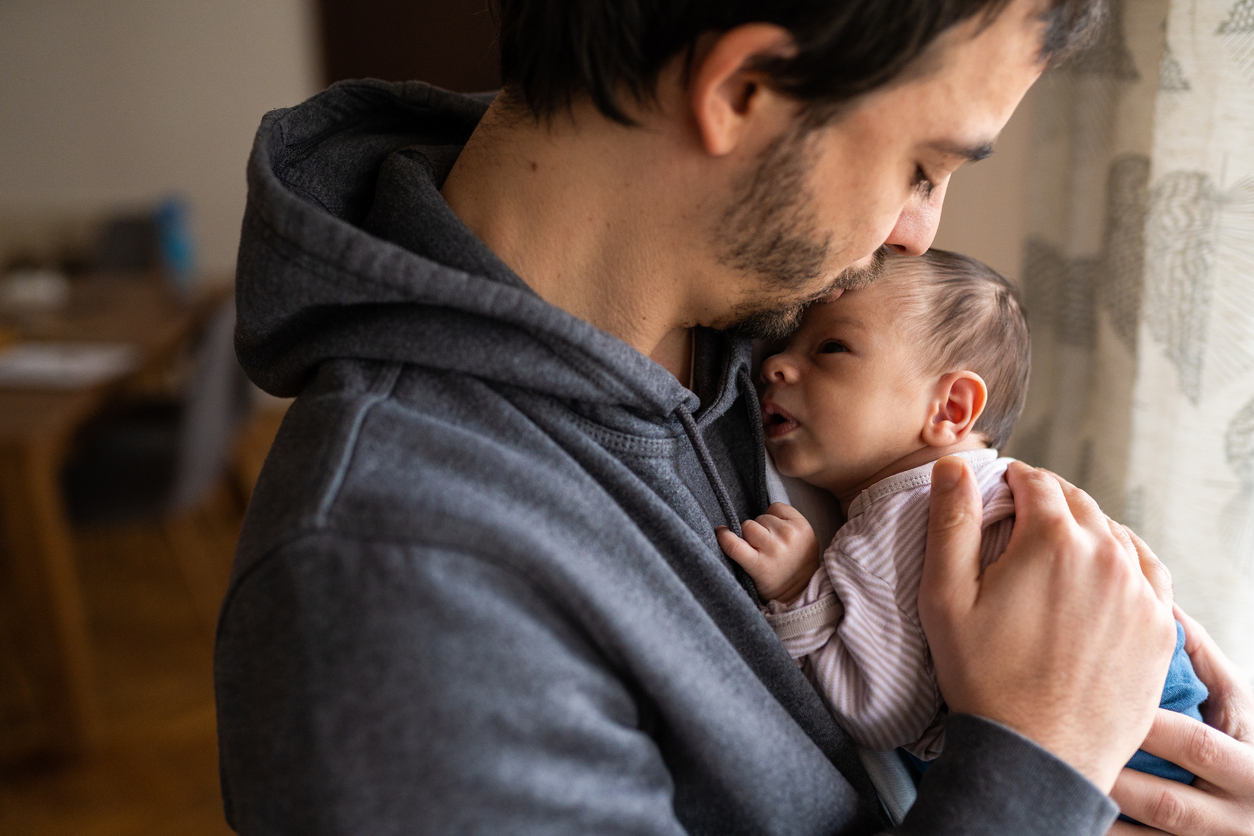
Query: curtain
xmin=1010 ymin=0 xmax=1254 ymax=675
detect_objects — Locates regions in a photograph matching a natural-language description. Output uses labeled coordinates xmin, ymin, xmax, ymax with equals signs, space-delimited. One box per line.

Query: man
xmin=217 ymin=0 xmax=1254 ymax=833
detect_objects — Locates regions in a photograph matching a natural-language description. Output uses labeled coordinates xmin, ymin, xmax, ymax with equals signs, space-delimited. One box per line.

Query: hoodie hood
xmin=234 ymin=79 xmax=709 ymax=418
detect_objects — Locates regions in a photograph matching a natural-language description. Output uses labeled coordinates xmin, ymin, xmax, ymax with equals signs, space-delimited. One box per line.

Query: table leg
xmin=0 ymin=437 xmax=100 ymax=756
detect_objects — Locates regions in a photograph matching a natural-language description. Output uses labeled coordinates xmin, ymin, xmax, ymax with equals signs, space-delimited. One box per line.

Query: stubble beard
xmin=711 ymin=125 xmax=887 ymax=341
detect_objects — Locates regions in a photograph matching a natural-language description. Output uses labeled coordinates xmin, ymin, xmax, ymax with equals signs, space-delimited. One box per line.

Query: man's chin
xmin=725 ymin=303 xmax=808 ymax=341
xmin=721 ymin=247 xmax=890 ymax=339
xmin=832 ymin=245 xmax=889 ymax=292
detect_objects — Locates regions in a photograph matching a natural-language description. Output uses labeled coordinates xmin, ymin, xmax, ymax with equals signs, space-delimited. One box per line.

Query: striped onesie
xmin=765 ymin=448 xmax=1014 ymax=759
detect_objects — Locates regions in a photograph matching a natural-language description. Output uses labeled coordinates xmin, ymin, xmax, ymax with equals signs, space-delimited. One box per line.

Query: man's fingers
xmin=1174 ymin=606 xmax=1210 ymax=667
xmin=1004 ymin=461 xmax=1072 ymax=533
xmin=1122 ymin=525 xmax=1173 ymax=607
xmin=1039 ymin=467 xmax=1111 ymax=538
xmin=1175 ymin=604 xmax=1234 ymax=699
xmin=1109 ymin=765 xmax=1224 ymax=836
xmin=1137 ymin=709 xmax=1254 ymax=792
xmin=920 ymin=456 xmax=983 ymax=616
xmin=1173 ymin=605 xmax=1254 ymax=744
xmin=1107 ymin=517 xmax=1137 ymax=557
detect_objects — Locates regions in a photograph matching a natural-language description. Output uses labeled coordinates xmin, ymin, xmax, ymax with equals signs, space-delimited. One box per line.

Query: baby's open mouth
xmin=761 ymin=402 xmax=799 ymax=439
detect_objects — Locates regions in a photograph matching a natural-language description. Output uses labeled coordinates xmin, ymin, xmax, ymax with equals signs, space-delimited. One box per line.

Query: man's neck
xmin=440 ymin=96 xmax=711 ymax=384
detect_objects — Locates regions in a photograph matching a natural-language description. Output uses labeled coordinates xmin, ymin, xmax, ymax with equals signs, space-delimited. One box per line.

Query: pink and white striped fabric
xmin=766 ymin=449 xmax=1016 ymax=759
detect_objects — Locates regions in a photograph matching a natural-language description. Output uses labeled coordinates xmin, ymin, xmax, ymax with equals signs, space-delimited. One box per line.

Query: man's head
xmin=495 ymin=0 xmax=1102 ymax=129
xmin=758 ymin=249 xmax=1030 ymax=500
xmin=458 ymin=0 xmax=1100 ymax=354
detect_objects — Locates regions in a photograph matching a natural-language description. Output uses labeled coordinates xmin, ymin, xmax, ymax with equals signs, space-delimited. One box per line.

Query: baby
xmin=717 ymin=248 xmax=1206 ymax=787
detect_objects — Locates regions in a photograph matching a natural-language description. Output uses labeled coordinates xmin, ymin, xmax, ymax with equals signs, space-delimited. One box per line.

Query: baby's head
xmin=759 ymin=248 xmax=1029 ymax=507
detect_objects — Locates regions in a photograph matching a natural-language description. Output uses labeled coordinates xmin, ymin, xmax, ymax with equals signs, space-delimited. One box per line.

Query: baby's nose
xmin=760 ymin=353 xmax=795 ymax=384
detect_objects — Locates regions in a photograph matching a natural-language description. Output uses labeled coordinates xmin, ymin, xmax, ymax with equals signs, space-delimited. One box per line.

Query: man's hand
xmin=918 ymin=457 xmax=1178 ymax=792
xmin=717 ymin=502 xmax=820 ymax=603
xmin=1107 ymin=605 xmax=1254 ymax=835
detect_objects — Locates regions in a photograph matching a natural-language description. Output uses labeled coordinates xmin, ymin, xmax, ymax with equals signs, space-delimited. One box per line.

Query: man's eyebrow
xmin=926 ymin=139 xmax=996 ymax=163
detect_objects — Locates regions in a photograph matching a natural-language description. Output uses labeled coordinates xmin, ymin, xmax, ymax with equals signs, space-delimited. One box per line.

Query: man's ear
xmin=688 ymin=24 xmax=798 ymax=156
xmin=921 ymin=371 xmax=988 ymax=447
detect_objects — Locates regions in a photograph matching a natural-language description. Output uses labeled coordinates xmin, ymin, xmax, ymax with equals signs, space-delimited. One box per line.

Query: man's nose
xmin=884 ymin=178 xmax=949 ymax=257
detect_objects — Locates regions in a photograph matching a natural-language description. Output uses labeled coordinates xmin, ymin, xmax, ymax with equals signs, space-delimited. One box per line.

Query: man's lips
xmin=760 ymin=401 xmax=799 ymax=439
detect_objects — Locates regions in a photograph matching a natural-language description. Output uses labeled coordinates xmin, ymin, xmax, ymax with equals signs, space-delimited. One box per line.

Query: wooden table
xmin=0 ymin=274 xmax=230 ymax=759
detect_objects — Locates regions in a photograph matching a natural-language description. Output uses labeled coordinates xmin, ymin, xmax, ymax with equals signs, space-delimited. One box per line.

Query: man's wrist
xmin=902 ymin=714 xmax=1119 ymax=835
xmin=949 ymin=708 xmax=1126 ymax=792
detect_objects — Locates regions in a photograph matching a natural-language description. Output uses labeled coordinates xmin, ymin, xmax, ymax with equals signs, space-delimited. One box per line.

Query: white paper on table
xmin=0 ymin=343 xmax=139 ymax=389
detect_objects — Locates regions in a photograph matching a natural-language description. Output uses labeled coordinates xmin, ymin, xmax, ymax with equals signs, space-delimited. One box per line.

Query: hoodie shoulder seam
xmin=313 ymin=363 xmax=404 ymax=526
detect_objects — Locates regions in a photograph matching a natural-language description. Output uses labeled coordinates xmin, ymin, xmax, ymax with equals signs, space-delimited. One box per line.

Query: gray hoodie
xmin=215 ymin=79 xmax=1119 ymax=835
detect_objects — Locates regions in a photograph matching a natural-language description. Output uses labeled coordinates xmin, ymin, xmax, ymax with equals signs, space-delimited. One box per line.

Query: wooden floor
xmin=0 ymin=407 xmax=286 ymax=836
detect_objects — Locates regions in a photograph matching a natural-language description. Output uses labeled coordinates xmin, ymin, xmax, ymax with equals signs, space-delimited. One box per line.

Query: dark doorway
xmin=318 ymin=0 xmax=500 ymax=93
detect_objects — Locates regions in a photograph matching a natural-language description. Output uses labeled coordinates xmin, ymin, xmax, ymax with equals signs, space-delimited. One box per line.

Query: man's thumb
xmin=921 ymin=456 xmax=983 ymax=616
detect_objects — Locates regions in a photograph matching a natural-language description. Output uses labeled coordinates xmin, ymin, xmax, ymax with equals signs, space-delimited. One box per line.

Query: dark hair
xmin=495 ymin=0 xmax=1105 ymax=126
xmin=897 ymin=249 xmax=1031 ymax=450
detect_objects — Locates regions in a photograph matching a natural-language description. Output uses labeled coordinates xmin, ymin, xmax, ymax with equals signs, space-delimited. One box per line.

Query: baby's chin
xmin=766 ymin=444 xmax=871 ymax=496
xmin=764 ymin=441 xmax=795 ymax=473
xmin=767 ymin=444 xmax=830 ymax=485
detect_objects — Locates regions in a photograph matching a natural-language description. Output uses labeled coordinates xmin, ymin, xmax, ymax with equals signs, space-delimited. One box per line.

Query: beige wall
xmin=0 ymin=0 xmax=321 ymax=275
xmin=932 ymin=87 xmax=1037 ymax=285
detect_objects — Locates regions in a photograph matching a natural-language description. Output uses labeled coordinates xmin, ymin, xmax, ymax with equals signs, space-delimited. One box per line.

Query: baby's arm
xmin=716 ymin=502 xmax=820 ymax=603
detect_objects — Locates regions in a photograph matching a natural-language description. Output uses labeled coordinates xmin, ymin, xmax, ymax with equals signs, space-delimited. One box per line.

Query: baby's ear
xmin=922 ymin=371 xmax=988 ymax=447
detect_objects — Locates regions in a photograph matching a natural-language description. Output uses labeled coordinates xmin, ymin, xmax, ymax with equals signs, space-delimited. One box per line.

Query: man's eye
xmin=818 ymin=340 xmax=848 ymax=354
xmin=913 ymin=165 xmax=936 ymax=199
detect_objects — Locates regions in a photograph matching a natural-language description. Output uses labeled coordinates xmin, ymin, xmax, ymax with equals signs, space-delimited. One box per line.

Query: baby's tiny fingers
xmin=752 ymin=512 xmax=790 ymax=536
xmin=755 ymin=510 xmax=812 ymax=544
xmin=717 ymin=526 xmax=761 ymax=568
xmin=743 ymin=518 xmax=783 ymax=550
xmin=765 ymin=502 xmax=805 ymax=522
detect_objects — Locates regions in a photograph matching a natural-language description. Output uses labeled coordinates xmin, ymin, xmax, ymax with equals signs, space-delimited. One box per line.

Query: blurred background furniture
xmin=0 ymin=273 xmax=233 ymax=760
xmin=61 ymin=298 xmax=252 ymax=631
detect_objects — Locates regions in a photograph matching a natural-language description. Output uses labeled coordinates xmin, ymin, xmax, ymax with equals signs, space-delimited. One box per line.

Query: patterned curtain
xmin=1010 ymin=0 xmax=1254 ymax=675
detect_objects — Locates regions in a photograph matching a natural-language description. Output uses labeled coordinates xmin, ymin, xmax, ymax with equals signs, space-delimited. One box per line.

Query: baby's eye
xmin=818 ymin=340 xmax=848 ymax=354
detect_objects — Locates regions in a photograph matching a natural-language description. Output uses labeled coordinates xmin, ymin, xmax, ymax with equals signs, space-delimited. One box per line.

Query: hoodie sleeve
xmin=214 ymin=534 xmax=687 ymax=836
xmin=215 ymin=534 xmax=1118 ymax=836
xmin=892 ymin=714 xmax=1119 ymax=835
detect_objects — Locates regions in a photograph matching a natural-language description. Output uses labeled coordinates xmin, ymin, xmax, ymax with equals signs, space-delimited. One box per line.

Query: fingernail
xmin=933 ymin=457 xmax=963 ymax=491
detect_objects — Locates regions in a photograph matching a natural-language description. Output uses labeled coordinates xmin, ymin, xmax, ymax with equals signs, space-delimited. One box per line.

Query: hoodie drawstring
xmin=676 ymin=405 xmax=742 ymax=538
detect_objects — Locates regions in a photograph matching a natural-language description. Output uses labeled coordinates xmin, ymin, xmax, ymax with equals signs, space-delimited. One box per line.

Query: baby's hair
xmin=892 ymin=249 xmax=1031 ymax=450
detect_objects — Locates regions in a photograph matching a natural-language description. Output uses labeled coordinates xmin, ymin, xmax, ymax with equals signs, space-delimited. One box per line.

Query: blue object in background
xmin=154 ymin=196 xmax=198 ymax=289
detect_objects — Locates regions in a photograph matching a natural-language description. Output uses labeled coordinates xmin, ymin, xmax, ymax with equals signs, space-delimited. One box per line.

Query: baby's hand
xmin=716 ymin=502 xmax=820 ymax=604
